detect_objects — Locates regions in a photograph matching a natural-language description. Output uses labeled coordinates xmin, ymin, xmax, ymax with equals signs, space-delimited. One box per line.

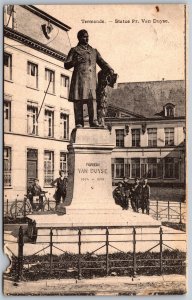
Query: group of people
xmin=27 ymin=170 xmax=67 ymax=210
xmin=113 ymin=177 xmax=150 ymax=214
xmin=28 ymin=173 xmax=150 ymax=215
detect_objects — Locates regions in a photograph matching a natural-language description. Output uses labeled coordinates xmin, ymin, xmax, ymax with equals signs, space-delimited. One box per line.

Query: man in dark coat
xmin=130 ymin=178 xmax=142 ymax=212
xmin=64 ymin=29 xmax=114 ymax=128
xmin=122 ymin=177 xmax=131 ymax=210
xmin=52 ymin=170 xmax=68 ymax=206
xmin=141 ymin=178 xmax=150 ymax=214
xmin=27 ymin=178 xmax=43 ymax=210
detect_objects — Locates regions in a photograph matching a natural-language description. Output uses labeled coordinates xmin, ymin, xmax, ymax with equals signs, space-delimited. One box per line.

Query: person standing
xmin=64 ymin=29 xmax=114 ymax=128
xmin=122 ymin=177 xmax=131 ymax=210
xmin=141 ymin=178 xmax=150 ymax=214
xmin=52 ymin=170 xmax=68 ymax=206
xmin=130 ymin=178 xmax=142 ymax=212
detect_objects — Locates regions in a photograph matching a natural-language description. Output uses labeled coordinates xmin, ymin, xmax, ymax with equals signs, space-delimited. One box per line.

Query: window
xmin=4 ymin=53 xmax=12 ymax=81
xmin=164 ymin=104 xmax=175 ymax=117
xmin=44 ymin=109 xmax=54 ymax=137
xmin=112 ymin=158 xmax=130 ymax=179
xmin=60 ymin=75 xmax=69 ymax=98
xmin=60 ymin=152 xmax=68 ymax=176
xmin=164 ymin=157 xmax=179 ymax=179
xmin=4 ymin=147 xmax=12 ymax=187
xmin=147 ymin=158 xmax=157 ymax=178
xmin=174 ymin=158 xmax=179 ymax=179
xmin=114 ymin=158 xmax=124 ymax=178
xmin=148 ymin=128 xmax=157 ymax=147
xmin=131 ymin=158 xmax=140 ymax=178
xmin=27 ymin=62 xmax=38 ymax=89
xmin=27 ymin=104 xmax=38 ymax=135
xmin=45 ymin=69 xmax=55 ymax=94
xmin=166 ymin=106 xmax=174 ymax=117
xmin=116 ymin=129 xmax=124 ymax=147
xmin=112 ymin=162 xmax=114 ymax=179
xmin=44 ymin=151 xmax=54 ymax=186
xmin=60 ymin=113 xmax=69 ymax=140
xmin=141 ymin=158 xmax=161 ymax=179
xmin=141 ymin=158 xmax=147 ymax=178
xmin=164 ymin=157 xmax=174 ymax=178
xmin=157 ymin=159 xmax=163 ymax=178
xmin=4 ymin=101 xmax=11 ymax=131
xmin=132 ymin=129 xmax=140 ymax=147
xmin=165 ymin=128 xmax=174 ymax=146
xmin=124 ymin=158 xmax=130 ymax=178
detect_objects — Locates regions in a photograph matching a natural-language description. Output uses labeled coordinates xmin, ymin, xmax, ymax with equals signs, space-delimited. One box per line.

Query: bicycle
xmin=10 ymin=191 xmax=55 ymax=219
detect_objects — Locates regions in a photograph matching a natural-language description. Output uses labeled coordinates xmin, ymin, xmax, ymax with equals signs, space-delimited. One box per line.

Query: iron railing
xmin=150 ymin=200 xmax=186 ymax=223
xmin=13 ymin=225 xmax=186 ymax=282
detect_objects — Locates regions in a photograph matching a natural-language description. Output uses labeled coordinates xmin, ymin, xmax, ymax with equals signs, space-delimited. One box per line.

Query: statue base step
xmin=27 ymin=210 xmax=161 ymax=243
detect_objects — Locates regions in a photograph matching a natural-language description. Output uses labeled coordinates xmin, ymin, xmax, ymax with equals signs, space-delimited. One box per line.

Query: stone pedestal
xmin=65 ymin=128 xmax=121 ymax=212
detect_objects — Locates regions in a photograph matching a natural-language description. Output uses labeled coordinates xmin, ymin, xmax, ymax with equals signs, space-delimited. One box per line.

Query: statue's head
xmin=77 ymin=29 xmax=89 ymax=46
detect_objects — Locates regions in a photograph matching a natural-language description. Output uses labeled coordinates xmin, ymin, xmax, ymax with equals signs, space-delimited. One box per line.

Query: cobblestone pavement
xmin=4 ymin=274 xmax=186 ymax=296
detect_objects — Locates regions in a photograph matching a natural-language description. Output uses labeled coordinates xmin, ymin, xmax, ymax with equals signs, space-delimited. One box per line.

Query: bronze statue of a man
xmin=64 ymin=29 xmax=114 ymax=128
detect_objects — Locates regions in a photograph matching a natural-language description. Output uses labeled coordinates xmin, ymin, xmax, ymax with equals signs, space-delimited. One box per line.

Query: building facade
xmin=4 ymin=5 xmax=74 ymax=200
xmin=106 ymin=80 xmax=186 ymax=186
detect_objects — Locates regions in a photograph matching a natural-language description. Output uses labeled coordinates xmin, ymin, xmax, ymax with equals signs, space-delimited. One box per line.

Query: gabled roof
xmin=23 ymin=5 xmax=71 ymax=31
xmin=5 ymin=5 xmax=71 ymax=59
xmin=108 ymin=80 xmax=185 ymax=118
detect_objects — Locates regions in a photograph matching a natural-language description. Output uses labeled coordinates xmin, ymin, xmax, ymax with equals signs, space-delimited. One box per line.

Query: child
xmin=113 ymin=182 xmax=126 ymax=209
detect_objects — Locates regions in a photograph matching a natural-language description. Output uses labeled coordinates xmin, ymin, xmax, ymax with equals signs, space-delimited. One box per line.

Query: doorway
xmin=27 ymin=148 xmax=38 ymax=189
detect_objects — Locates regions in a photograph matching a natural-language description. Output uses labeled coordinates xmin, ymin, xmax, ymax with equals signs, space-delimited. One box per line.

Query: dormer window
xmin=163 ymin=103 xmax=175 ymax=117
xmin=166 ymin=106 xmax=174 ymax=117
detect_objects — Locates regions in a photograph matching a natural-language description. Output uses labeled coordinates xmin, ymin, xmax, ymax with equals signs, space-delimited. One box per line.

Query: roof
xmin=23 ymin=5 xmax=71 ymax=31
xmin=5 ymin=5 xmax=71 ymax=59
xmin=107 ymin=80 xmax=185 ymax=118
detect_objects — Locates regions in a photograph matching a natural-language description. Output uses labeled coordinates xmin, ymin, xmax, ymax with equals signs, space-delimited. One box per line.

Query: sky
xmin=37 ymin=4 xmax=185 ymax=83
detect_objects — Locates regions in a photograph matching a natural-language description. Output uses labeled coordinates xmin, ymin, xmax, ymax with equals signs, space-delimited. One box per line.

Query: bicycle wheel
xmin=10 ymin=200 xmax=31 ymax=218
xmin=43 ymin=199 xmax=55 ymax=212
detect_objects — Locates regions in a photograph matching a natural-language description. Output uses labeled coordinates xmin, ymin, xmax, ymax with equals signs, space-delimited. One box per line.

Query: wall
xmin=4 ymin=5 xmax=74 ymax=200
xmin=109 ymin=119 xmax=185 ymax=184
xmin=109 ymin=120 xmax=185 ymax=149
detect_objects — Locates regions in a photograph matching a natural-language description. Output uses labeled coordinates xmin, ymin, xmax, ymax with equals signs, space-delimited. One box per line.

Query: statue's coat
xmin=64 ymin=44 xmax=111 ymax=101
